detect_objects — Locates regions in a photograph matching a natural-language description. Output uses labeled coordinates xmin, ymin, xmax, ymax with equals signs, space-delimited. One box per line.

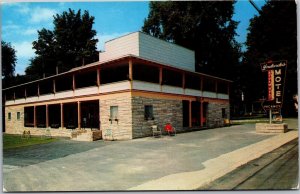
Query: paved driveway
xmin=3 ymin=120 xmax=297 ymax=191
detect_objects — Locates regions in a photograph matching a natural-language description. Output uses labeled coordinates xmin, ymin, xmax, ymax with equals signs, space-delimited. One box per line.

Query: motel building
xmin=3 ymin=32 xmax=231 ymax=141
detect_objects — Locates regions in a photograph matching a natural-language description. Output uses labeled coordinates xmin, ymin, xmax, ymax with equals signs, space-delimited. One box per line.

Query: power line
xmin=249 ymin=0 xmax=262 ymax=14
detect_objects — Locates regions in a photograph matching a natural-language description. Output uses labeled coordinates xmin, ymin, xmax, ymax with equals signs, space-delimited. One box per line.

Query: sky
xmin=2 ymin=1 xmax=266 ymax=75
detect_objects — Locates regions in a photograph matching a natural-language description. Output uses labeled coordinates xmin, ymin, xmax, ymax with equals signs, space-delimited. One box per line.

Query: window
xmin=110 ymin=106 xmax=118 ymax=121
xmin=222 ymin=108 xmax=226 ymax=118
xmin=17 ymin=112 xmax=21 ymax=120
xmin=8 ymin=112 xmax=11 ymax=120
xmin=145 ymin=105 xmax=154 ymax=120
xmin=24 ymin=107 xmax=34 ymax=127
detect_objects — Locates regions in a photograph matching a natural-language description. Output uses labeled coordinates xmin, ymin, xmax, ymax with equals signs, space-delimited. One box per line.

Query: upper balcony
xmin=3 ymin=55 xmax=231 ymax=106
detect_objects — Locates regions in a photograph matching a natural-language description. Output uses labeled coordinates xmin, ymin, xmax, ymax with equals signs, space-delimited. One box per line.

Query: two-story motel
xmin=3 ymin=32 xmax=231 ymax=141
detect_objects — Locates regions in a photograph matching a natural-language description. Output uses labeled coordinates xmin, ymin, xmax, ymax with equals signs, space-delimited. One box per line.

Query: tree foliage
xmin=2 ymin=41 xmax=16 ymax=79
xmin=26 ymin=8 xmax=98 ymax=78
xmin=243 ymin=1 xmax=297 ymax=115
xmin=142 ymin=1 xmax=241 ymax=79
xmin=2 ymin=41 xmax=17 ymax=88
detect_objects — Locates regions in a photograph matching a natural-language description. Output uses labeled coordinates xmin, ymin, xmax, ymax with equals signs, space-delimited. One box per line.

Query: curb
xmin=129 ymin=130 xmax=298 ymax=190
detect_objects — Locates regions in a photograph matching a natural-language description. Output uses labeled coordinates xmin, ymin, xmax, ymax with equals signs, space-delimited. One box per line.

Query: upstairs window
xmin=144 ymin=105 xmax=154 ymax=120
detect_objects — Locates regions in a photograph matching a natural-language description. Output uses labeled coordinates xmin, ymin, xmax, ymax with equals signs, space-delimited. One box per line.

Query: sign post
xmin=256 ymin=60 xmax=288 ymax=133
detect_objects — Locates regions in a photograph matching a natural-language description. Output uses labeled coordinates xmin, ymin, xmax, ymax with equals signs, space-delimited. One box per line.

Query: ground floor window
xmin=110 ymin=106 xmax=118 ymax=121
xmin=64 ymin=103 xmax=78 ymax=129
xmin=24 ymin=107 xmax=34 ymax=127
xmin=36 ymin=106 xmax=46 ymax=128
xmin=8 ymin=112 xmax=11 ymax=120
xmin=17 ymin=112 xmax=20 ymax=120
xmin=49 ymin=104 xmax=61 ymax=128
xmin=81 ymin=101 xmax=99 ymax=129
xmin=144 ymin=105 xmax=154 ymax=120
xmin=222 ymin=108 xmax=226 ymax=118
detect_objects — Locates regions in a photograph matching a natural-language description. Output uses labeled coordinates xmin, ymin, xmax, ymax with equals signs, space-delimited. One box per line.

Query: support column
xmin=215 ymin=80 xmax=218 ymax=93
xmin=78 ymin=101 xmax=81 ymax=130
xmin=38 ymin=84 xmax=40 ymax=97
xmin=72 ymin=74 xmax=76 ymax=91
xmin=182 ymin=73 xmax=185 ymax=89
xmin=53 ymin=80 xmax=56 ymax=94
xmin=24 ymin=88 xmax=27 ymax=99
xmin=60 ymin=103 xmax=64 ymax=128
xmin=129 ymin=59 xmax=133 ymax=90
xmin=13 ymin=91 xmax=15 ymax=101
xmin=97 ymin=68 xmax=100 ymax=87
xmin=33 ymin=106 xmax=36 ymax=128
xmin=46 ymin=104 xmax=49 ymax=128
xmin=200 ymin=77 xmax=203 ymax=92
xmin=189 ymin=100 xmax=192 ymax=128
xmin=227 ymin=83 xmax=230 ymax=95
xmin=159 ymin=67 xmax=163 ymax=91
xmin=200 ymin=100 xmax=204 ymax=127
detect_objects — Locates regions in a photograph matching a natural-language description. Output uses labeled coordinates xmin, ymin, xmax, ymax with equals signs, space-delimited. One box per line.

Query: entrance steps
xmin=71 ymin=129 xmax=102 ymax=141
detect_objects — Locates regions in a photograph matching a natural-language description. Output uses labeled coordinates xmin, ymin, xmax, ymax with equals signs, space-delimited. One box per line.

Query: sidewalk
xmin=3 ymin=120 xmax=298 ymax=191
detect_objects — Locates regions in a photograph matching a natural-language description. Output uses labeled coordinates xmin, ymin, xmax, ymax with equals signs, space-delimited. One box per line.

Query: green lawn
xmin=3 ymin=134 xmax=59 ymax=150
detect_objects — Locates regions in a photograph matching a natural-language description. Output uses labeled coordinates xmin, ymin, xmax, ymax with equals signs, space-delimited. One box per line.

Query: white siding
xmin=132 ymin=81 xmax=161 ymax=92
xmin=162 ymin=85 xmax=184 ymax=95
xmin=139 ymin=32 xmax=195 ymax=71
xmin=99 ymin=32 xmax=195 ymax=71
xmin=100 ymin=81 xmax=130 ymax=93
xmin=217 ymin=93 xmax=229 ymax=100
xmin=203 ymin=91 xmax=217 ymax=98
xmin=99 ymin=32 xmax=139 ymax=62
xmin=74 ymin=86 xmax=98 ymax=97
xmin=185 ymin=88 xmax=202 ymax=97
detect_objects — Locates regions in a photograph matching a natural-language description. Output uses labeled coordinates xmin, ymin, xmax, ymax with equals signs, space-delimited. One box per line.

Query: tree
xmin=243 ymin=1 xmax=297 ymax=116
xmin=2 ymin=41 xmax=16 ymax=79
xmin=142 ymin=1 xmax=241 ymax=80
xmin=2 ymin=41 xmax=17 ymax=88
xmin=26 ymin=8 xmax=99 ymax=78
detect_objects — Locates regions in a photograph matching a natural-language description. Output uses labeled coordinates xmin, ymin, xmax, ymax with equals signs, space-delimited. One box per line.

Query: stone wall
xmin=206 ymin=101 xmax=230 ymax=128
xmin=132 ymin=96 xmax=182 ymax=138
xmin=5 ymin=106 xmax=24 ymax=134
xmin=100 ymin=95 xmax=132 ymax=140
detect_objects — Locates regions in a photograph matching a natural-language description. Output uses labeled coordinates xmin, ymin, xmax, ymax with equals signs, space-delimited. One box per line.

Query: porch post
xmin=159 ymin=67 xmax=163 ymax=91
xmin=227 ymin=82 xmax=230 ymax=95
xmin=37 ymin=84 xmax=40 ymax=97
xmin=182 ymin=72 xmax=185 ymax=89
xmin=78 ymin=101 xmax=81 ymax=129
xmin=72 ymin=74 xmax=76 ymax=91
xmin=53 ymin=80 xmax=56 ymax=94
xmin=189 ymin=100 xmax=192 ymax=128
xmin=46 ymin=104 xmax=49 ymax=128
xmin=215 ymin=80 xmax=218 ymax=93
xmin=97 ymin=68 xmax=100 ymax=87
xmin=200 ymin=99 xmax=204 ymax=127
xmin=200 ymin=77 xmax=203 ymax=93
xmin=33 ymin=106 xmax=36 ymax=128
xmin=129 ymin=59 xmax=133 ymax=89
xmin=60 ymin=103 xmax=64 ymax=128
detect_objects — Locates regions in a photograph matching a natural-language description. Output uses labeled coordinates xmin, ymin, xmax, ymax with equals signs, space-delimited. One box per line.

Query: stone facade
xmin=100 ymin=95 xmax=133 ymax=140
xmin=132 ymin=96 xmax=182 ymax=138
xmin=5 ymin=95 xmax=230 ymax=141
xmin=5 ymin=106 xmax=24 ymax=134
xmin=206 ymin=101 xmax=230 ymax=128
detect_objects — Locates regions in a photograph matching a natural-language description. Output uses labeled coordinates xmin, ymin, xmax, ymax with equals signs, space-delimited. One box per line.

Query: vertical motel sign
xmin=260 ymin=60 xmax=287 ymax=111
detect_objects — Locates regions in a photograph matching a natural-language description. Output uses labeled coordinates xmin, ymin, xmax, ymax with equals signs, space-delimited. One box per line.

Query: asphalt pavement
xmin=3 ymin=119 xmax=298 ymax=191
